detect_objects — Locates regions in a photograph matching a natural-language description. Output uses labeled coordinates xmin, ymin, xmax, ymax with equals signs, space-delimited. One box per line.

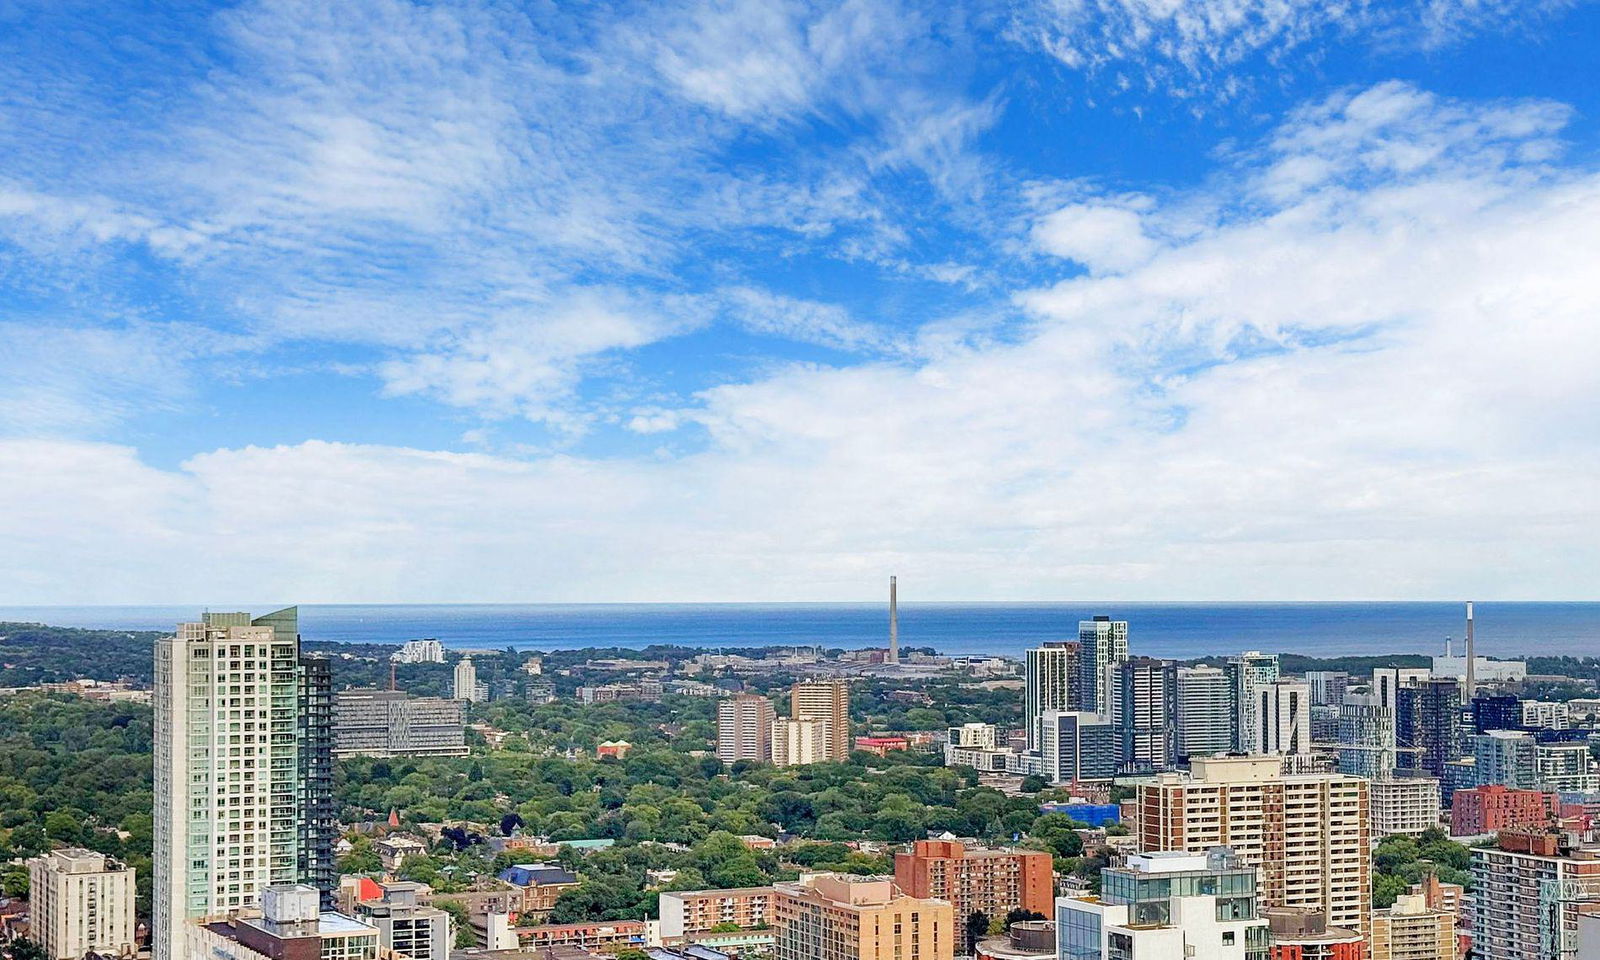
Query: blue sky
xmin=2 ymin=0 xmax=1598 ymax=603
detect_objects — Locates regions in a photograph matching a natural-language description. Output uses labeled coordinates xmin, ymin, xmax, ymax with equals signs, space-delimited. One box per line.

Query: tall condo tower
xmin=1077 ymin=616 xmax=1129 ymax=718
xmin=1464 ymin=601 xmax=1476 ymax=700
xmin=888 ymin=576 xmax=899 ymax=664
xmin=153 ymin=608 xmax=333 ymax=960
xmin=791 ymin=679 xmax=851 ymax=761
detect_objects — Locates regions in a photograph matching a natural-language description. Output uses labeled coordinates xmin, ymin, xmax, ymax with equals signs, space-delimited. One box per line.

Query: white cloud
xmin=718 ymin=286 xmax=891 ymax=353
xmin=1008 ymin=0 xmax=1578 ymax=100
xmin=5 ymin=82 xmax=1596 ymax=603
xmin=1031 ymin=202 xmax=1158 ymax=274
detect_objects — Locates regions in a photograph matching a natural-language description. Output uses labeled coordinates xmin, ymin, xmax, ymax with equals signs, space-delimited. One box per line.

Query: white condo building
xmin=153 ymin=609 xmax=307 ymax=960
xmin=1225 ymin=652 xmax=1279 ymax=753
xmin=1057 ymin=850 xmax=1270 ymax=959
xmin=772 ymin=717 xmax=830 ymax=767
xmin=391 ymin=639 xmax=445 ymax=664
xmin=27 ymin=848 xmax=137 ymax=960
xmin=1077 ymin=617 xmax=1128 ymax=718
xmin=453 ymin=656 xmax=485 ymax=702
xmin=1250 ymin=679 xmax=1311 ymax=756
xmin=1024 ymin=642 xmax=1081 ymax=751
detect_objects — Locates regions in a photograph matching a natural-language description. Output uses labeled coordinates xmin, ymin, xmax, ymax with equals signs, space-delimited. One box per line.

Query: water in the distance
xmin=1 ymin=601 xmax=1597 ymax=660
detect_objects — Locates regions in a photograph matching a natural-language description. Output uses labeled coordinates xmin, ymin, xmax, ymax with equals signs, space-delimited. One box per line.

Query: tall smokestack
xmin=889 ymin=576 xmax=899 ymax=664
xmin=1464 ymin=601 xmax=1476 ymax=699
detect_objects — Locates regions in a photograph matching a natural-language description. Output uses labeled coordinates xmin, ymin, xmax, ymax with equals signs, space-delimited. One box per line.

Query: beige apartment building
xmin=717 ymin=694 xmax=776 ymax=763
xmin=790 ymin=680 xmax=851 ymax=761
xmin=1135 ymin=754 xmax=1371 ymax=939
xmin=659 ymin=887 xmax=776 ymax=941
xmin=773 ymin=874 xmax=952 ymax=960
xmin=27 ymin=848 xmax=138 ymax=960
xmin=772 ymin=717 xmax=829 ymax=767
xmin=1370 ymin=893 xmax=1455 ymax=960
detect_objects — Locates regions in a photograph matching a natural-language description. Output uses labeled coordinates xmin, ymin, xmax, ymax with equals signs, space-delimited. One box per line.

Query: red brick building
xmin=854 ymin=736 xmax=910 ymax=756
xmin=893 ymin=840 xmax=1053 ymax=922
xmin=1449 ymin=784 xmax=1559 ymax=837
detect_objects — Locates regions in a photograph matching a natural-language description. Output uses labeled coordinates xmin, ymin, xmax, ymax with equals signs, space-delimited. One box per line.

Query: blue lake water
xmin=1 ymin=601 xmax=1597 ymax=660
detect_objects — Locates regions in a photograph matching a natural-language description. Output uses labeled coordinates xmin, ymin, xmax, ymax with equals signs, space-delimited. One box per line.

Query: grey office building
xmin=333 ymin=689 xmax=469 ymax=758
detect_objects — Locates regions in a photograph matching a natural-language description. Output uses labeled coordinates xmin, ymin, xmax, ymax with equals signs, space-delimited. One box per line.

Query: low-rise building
xmin=894 ymin=840 xmax=1053 ymax=922
xmin=497 ymin=863 xmax=581 ymax=920
xmin=597 ymin=740 xmax=631 ymax=759
xmin=352 ymin=880 xmax=451 ymax=960
xmin=1262 ymin=908 xmax=1363 ymax=960
xmin=973 ymin=921 xmax=1053 ymax=960
xmin=1370 ymin=893 xmax=1454 ymax=960
xmin=1370 ymin=776 xmax=1441 ymax=838
xmin=853 ymin=736 xmax=909 ymax=756
xmin=1450 ymin=784 xmax=1560 ymax=837
xmin=27 ymin=848 xmax=137 ymax=960
xmin=658 ymin=888 xmax=776 ymax=942
xmin=374 ymin=834 xmax=430 ymax=873
xmin=185 ymin=885 xmax=380 ymax=960
xmin=1055 ymin=849 xmax=1271 ymax=960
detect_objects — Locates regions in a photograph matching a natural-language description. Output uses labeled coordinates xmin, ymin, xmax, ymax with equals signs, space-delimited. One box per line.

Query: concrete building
xmin=1520 ymin=700 xmax=1571 ymax=730
xmin=1038 ymin=710 xmax=1117 ymax=783
xmin=1473 ymin=730 xmax=1600 ymax=793
xmin=1370 ymin=893 xmax=1454 ymax=960
xmin=453 ymin=657 xmax=485 ymax=703
xmin=973 ymin=920 xmax=1054 ymax=960
xmin=790 ymin=680 xmax=850 ymax=762
xmin=1471 ymin=829 xmax=1600 ymax=960
xmin=1262 ymin=908 xmax=1363 ymax=960
xmin=893 ymin=840 xmax=1053 ymax=923
xmin=717 ymin=694 xmax=775 ymax=764
xmin=658 ymin=887 xmax=776 ymax=942
xmin=1076 ymin=617 xmax=1128 ymax=718
xmin=1337 ymin=692 xmax=1398 ymax=780
xmin=27 ymin=848 xmax=137 ymax=960
xmin=1370 ymin=776 xmax=1442 ymax=838
xmin=947 ymin=723 xmax=997 ymax=750
xmin=1372 ymin=667 xmax=1430 ymax=719
xmin=1450 ymin=784 xmax=1560 ymax=836
xmin=184 ymin=885 xmax=380 ymax=960
xmin=772 ymin=874 xmax=952 ymax=960
xmin=1115 ymin=657 xmax=1175 ymax=773
xmin=1024 ymin=642 xmax=1081 ymax=751
xmin=391 ymin=640 xmax=445 ymax=664
xmin=1305 ymin=672 xmax=1350 ymax=708
xmin=332 ymin=689 xmax=468 ymax=758
xmin=1175 ymin=666 xmax=1234 ymax=762
xmin=772 ymin=717 xmax=829 ymax=767
xmin=1055 ymin=849 xmax=1270 ymax=960
xmin=1432 ymin=655 xmax=1526 ymax=683
xmin=1134 ymin=755 xmax=1371 ymax=940
xmin=1225 ymin=652 xmax=1279 ymax=753
xmin=1251 ymin=679 xmax=1310 ymax=757
xmin=352 ymin=881 xmax=451 ymax=960
xmin=154 ymin=608 xmax=335 ymax=960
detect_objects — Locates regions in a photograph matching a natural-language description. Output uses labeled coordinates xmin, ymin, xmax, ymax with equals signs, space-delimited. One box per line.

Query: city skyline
xmin=2 ymin=2 xmax=1599 ymax=604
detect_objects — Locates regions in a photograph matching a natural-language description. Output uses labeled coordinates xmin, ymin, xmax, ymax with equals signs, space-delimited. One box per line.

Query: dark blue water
xmin=0 ymin=602 xmax=1596 ymax=660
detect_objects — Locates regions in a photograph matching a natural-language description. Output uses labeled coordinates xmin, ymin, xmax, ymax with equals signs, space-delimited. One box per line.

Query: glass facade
xmin=1056 ymin=902 xmax=1102 ymax=960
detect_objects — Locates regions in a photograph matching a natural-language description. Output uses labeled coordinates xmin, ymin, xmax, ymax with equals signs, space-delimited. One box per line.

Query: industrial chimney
xmin=1464 ymin=601 xmax=1476 ymax=700
xmin=889 ymin=576 xmax=899 ymax=664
